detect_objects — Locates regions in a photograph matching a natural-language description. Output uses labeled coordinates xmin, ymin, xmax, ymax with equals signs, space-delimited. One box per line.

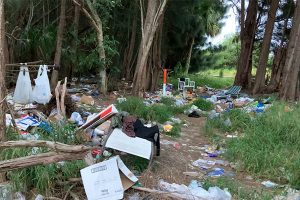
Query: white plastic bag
xmin=13 ymin=66 xmax=33 ymax=104
xmin=32 ymin=65 xmax=52 ymax=104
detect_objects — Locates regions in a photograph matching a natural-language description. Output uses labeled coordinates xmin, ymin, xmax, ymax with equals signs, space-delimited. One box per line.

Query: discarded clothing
xmin=122 ymin=116 xmax=137 ymax=137
xmin=134 ymin=119 xmax=160 ymax=156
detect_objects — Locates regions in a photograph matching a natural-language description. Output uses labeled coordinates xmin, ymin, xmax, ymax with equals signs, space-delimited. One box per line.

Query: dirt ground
xmin=124 ymin=114 xmax=265 ymax=200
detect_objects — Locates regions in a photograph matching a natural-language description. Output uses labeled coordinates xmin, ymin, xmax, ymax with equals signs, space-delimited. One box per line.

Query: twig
xmin=55 ymin=81 xmax=62 ymax=115
xmin=63 ymin=184 xmax=76 ymax=200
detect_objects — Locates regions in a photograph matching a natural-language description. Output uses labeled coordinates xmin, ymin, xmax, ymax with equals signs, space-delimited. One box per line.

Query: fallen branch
xmin=0 ymin=140 xmax=95 ymax=153
xmin=0 ymin=151 xmax=87 ymax=173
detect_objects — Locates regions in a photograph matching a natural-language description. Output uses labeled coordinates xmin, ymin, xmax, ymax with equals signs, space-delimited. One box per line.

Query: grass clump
xmin=193 ymin=98 xmax=214 ymax=111
xmin=225 ymin=102 xmax=300 ymax=188
xmin=116 ymin=96 xmax=187 ymax=123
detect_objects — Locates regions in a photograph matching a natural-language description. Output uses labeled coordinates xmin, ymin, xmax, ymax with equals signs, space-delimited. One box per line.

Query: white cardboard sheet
xmin=105 ymin=128 xmax=152 ymax=159
xmin=80 ymin=157 xmax=123 ymax=200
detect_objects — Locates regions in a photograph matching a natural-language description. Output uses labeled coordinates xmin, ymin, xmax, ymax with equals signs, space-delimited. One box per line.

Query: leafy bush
xmin=193 ymin=98 xmax=214 ymax=111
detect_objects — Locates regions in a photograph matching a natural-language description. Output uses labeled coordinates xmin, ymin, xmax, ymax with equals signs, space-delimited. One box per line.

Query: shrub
xmin=193 ymin=98 xmax=214 ymax=111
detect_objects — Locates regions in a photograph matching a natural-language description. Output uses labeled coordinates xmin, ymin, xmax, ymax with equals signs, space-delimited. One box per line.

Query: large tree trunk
xmin=50 ymin=0 xmax=67 ymax=89
xmin=234 ymin=0 xmax=257 ymax=89
xmin=280 ymin=1 xmax=300 ymax=101
xmin=253 ymin=0 xmax=279 ymax=94
xmin=184 ymin=37 xmax=194 ymax=75
xmin=132 ymin=0 xmax=167 ymax=96
xmin=0 ymin=0 xmax=6 ymax=182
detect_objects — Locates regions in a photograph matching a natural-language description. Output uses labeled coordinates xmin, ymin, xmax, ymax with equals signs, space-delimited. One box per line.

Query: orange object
xmin=163 ymin=69 xmax=167 ymax=84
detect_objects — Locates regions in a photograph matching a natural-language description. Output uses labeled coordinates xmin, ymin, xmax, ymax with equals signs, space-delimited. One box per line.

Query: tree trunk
xmin=132 ymin=0 xmax=167 ymax=96
xmin=0 ymin=0 xmax=6 ymax=182
xmin=68 ymin=3 xmax=80 ymax=80
xmin=253 ymin=0 xmax=279 ymax=94
xmin=268 ymin=47 xmax=286 ymax=92
xmin=184 ymin=37 xmax=194 ymax=75
xmin=234 ymin=0 xmax=257 ymax=89
xmin=50 ymin=0 xmax=67 ymax=89
xmin=280 ymin=1 xmax=300 ymax=101
xmin=85 ymin=0 xmax=107 ymax=94
xmin=123 ymin=17 xmax=137 ymax=80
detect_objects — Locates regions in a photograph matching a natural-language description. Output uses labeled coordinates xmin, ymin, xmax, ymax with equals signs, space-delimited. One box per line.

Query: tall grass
xmin=206 ymin=102 xmax=300 ymax=188
xmin=0 ymin=125 xmax=86 ymax=194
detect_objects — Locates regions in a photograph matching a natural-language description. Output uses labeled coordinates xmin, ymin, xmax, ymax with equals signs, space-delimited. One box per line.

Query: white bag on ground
xmin=13 ymin=66 xmax=33 ymax=104
xmin=32 ymin=65 xmax=52 ymax=104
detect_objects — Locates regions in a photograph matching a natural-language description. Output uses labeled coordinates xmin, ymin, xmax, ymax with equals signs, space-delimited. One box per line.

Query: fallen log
xmin=0 ymin=140 xmax=94 ymax=153
xmin=0 ymin=151 xmax=87 ymax=173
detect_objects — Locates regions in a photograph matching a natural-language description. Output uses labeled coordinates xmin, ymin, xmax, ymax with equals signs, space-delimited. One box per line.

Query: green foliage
xmin=203 ymin=177 xmax=274 ymax=200
xmin=170 ymin=74 xmax=233 ymax=89
xmin=193 ymin=98 xmax=214 ymax=111
xmin=205 ymin=102 xmax=300 ymax=188
xmin=160 ymin=97 xmax=175 ymax=106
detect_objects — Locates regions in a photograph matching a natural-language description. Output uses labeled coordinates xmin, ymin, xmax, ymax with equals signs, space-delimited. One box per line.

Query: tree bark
xmin=234 ymin=0 xmax=257 ymax=89
xmin=123 ymin=17 xmax=137 ymax=80
xmin=280 ymin=1 xmax=300 ymax=101
xmin=253 ymin=0 xmax=279 ymax=94
xmin=184 ymin=37 xmax=194 ymax=75
xmin=0 ymin=152 xmax=87 ymax=173
xmin=51 ymin=0 xmax=67 ymax=89
xmin=268 ymin=47 xmax=286 ymax=92
xmin=132 ymin=0 xmax=167 ymax=96
xmin=0 ymin=0 xmax=6 ymax=182
xmin=68 ymin=3 xmax=80 ymax=80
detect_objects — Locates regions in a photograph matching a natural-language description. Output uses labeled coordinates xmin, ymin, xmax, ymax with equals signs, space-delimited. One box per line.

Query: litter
xmin=206 ymin=168 xmax=225 ymax=177
xmin=15 ymin=115 xmax=40 ymax=131
xmin=183 ymin=172 xmax=200 ymax=177
xmin=192 ymin=158 xmax=216 ymax=169
xmin=32 ymin=65 xmax=52 ymax=104
xmin=69 ymin=112 xmax=84 ymax=126
xmin=163 ymin=124 xmax=173 ymax=132
xmin=13 ymin=66 xmax=33 ymax=104
xmin=261 ymin=180 xmax=279 ymax=188
xmin=80 ymin=156 xmax=138 ymax=200
xmin=158 ymin=180 xmax=231 ymax=200
xmin=80 ymin=95 xmax=95 ymax=105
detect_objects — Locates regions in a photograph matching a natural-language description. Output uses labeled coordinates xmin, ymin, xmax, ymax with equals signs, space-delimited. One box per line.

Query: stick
xmin=55 ymin=81 xmax=62 ymax=116
xmin=63 ymin=184 xmax=76 ymax=200
xmin=60 ymin=77 xmax=67 ymax=117
xmin=0 ymin=140 xmax=95 ymax=153
xmin=132 ymin=186 xmax=184 ymax=200
xmin=0 ymin=151 xmax=87 ymax=173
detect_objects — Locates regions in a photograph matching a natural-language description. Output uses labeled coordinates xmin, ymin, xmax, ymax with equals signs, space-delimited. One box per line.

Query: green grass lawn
xmin=205 ymin=102 xmax=300 ymax=189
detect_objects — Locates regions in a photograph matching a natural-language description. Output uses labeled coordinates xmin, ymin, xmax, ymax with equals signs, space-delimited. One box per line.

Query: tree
xmin=234 ymin=0 xmax=258 ymax=89
xmin=0 ymin=0 xmax=6 ymax=182
xmin=280 ymin=0 xmax=300 ymax=101
xmin=132 ymin=0 xmax=168 ymax=96
xmin=253 ymin=0 xmax=280 ymax=94
xmin=73 ymin=0 xmax=108 ymax=94
xmin=50 ymin=0 xmax=67 ymax=89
